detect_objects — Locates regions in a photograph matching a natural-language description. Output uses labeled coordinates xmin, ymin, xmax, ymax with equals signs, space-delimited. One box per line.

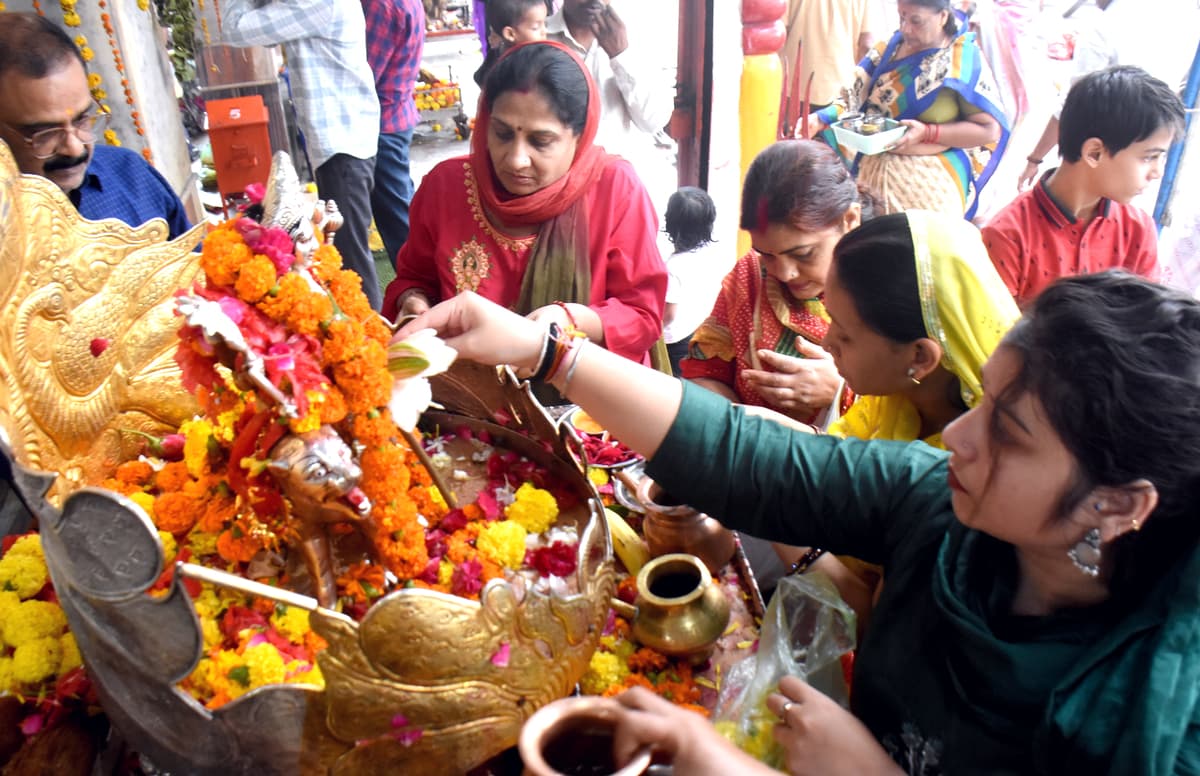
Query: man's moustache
xmin=42 ymin=152 xmax=89 ymax=172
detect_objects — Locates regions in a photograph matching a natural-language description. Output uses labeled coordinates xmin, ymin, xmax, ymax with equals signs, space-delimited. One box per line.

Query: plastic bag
xmin=712 ymin=572 xmax=856 ymax=768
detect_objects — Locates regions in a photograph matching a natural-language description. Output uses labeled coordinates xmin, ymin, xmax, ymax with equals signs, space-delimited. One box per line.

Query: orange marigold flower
xmin=319 ymin=385 xmax=348 ymax=425
xmin=335 ymin=340 xmax=391 ymax=412
xmin=360 ymin=445 xmax=411 ymax=504
xmin=362 ymin=315 xmax=393 ymax=346
xmin=627 ymin=647 xmax=669 ymax=673
xmin=256 ymin=272 xmax=308 ymax=322
xmin=217 ymin=527 xmax=262 ymax=564
xmin=198 ymin=486 xmax=237 ymax=534
xmin=234 ymin=254 xmax=278 ymax=303
xmin=337 ymin=561 xmax=387 ymax=604
xmin=115 ymin=460 xmax=155 ymax=486
xmin=321 ymin=318 xmax=365 ymax=367
xmin=312 ymin=244 xmax=342 ymax=277
xmin=349 ymin=411 xmax=394 ymax=448
xmin=201 ymin=228 xmax=253 ymax=288
xmin=155 ymin=491 xmax=200 ymax=535
xmin=326 ymin=270 xmax=373 ymax=322
xmin=155 ymin=461 xmax=192 ymax=493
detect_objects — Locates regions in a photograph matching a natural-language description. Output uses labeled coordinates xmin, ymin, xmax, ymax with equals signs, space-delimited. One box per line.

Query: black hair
xmin=484 ymin=42 xmax=589 ymax=136
xmin=486 ymin=0 xmax=549 ymax=34
xmin=664 ymin=187 xmax=716 ymax=254
xmin=739 ymin=140 xmax=880 ymax=234
xmin=1000 ymin=271 xmax=1200 ymax=602
xmin=0 ymin=13 xmax=85 ymax=80
xmin=899 ymin=0 xmax=959 ymax=37
xmin=829 ymin=213 xmax=925 ymax=343
xmin=1058 ymin=66 xmax=1185 ymax=162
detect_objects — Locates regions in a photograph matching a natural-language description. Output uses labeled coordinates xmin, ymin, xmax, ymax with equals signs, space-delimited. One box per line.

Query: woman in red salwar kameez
xmin=381 ymin=40 xmax=666 ymax=364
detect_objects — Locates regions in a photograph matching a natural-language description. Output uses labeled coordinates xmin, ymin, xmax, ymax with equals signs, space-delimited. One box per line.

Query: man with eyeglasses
xmin=0 ymin=14 xmax=191 ymax=240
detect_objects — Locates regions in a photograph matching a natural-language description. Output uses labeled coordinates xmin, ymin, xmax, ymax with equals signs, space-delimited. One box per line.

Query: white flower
xmin=386 ymin=328 xmax=457 ymax=430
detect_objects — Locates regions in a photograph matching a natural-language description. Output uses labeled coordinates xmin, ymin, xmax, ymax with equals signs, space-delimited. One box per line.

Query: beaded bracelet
xmin=786 ymin=548 xmax=827 ymax=576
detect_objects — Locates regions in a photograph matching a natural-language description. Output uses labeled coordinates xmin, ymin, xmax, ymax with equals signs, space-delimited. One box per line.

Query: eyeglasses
xmin=1 ymin=106 xmax=111 ymax=159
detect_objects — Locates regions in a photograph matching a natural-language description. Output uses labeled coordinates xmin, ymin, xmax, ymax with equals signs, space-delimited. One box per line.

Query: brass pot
xmin=635 ymin=477 xmax=736 ymax=573
xmin=518 ymin=696 xmax=651 ymax=776
xmin=612 ymin=553 xmax=731 ymax=664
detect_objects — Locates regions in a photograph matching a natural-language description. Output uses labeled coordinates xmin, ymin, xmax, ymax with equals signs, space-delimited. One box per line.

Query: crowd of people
xmin=1 ymin=0 xmax=1198 ymax=772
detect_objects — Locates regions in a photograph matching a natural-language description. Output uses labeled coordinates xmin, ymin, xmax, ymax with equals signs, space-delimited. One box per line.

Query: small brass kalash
xmin=0 ymin=143 xmax=615 ymax=774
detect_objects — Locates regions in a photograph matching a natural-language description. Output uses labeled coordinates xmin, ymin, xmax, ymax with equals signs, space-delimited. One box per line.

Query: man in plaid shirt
xmin=363 ymin=0 xmax=425 ymax=264
xmin=224 ymin=0 xmax=384 ymax=309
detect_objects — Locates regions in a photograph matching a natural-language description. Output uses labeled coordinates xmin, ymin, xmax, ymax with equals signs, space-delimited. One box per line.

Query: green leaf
xmin=227 ymin=665 xmax=251 ymax=687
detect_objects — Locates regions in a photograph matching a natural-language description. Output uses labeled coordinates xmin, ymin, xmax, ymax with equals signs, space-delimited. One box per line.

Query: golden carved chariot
xmin=0 ymin=142 xmax=616 ymax=774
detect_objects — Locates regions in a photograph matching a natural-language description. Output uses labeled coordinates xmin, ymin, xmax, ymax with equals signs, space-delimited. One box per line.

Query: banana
xmin=604 ymin=507 xmax=651 ymax=576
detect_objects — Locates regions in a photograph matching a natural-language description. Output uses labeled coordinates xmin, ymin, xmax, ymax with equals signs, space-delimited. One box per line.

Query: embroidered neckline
xmin=463 ymin=161 xmax=537 ymax=253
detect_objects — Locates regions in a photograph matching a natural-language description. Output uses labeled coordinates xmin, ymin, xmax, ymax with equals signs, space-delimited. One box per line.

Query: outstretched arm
xmin=395 ymin=292 xmax=682 ymax=458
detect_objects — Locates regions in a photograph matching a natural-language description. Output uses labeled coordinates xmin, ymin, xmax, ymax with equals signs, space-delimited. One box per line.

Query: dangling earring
xmin=906 ymin=367 xmax=921 ymax=386
xmin=1068 ymin=528 xmax=1102 ymax=577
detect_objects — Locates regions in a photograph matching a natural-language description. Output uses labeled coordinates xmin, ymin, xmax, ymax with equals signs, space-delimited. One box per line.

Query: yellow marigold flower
xmin=63 ymin=11 xmax=81 ymax=26
xmin=130 ymin=491 xmax=156 ymax=519
xmin=437 ymin=559 xmax=454 ymax=588
xmin=192 ymin=585 xmax=222 ymax=619
xmin=3 ymin=599 xmax=68 ymax=647
xmin=200 ymin=616 xmax=222 ymax=649
xmin=215 ymin=407 xmax=240 ymax=442
xmin=476 ymin=520 xmax=528 ymax=570
xmin=580 ymin=651 xmax=629 ymax=695
xmin=270 ymin=606 xmax=311 ymax=644
xmin=0 ymin=657 xmax=14 ymax=692
xmin=60 ymin=632 xmax=82 ymax=673
xmin=12 ymin=637 xmax=62 ymax=684
xmin=587 ymin=467 xmax=610 ymax=487
xmin=187 ymin=656 xmax=215 ymax=698
xmin=181 ymin=418 xmax=216 ymax=478
xmin=60 ymin=0 xmax=77 ymax=8
xmin=244 ymin=642 xmax=287 ymax=688
xmin=80 ymin=46 xmax=95 ymax=62
xmin=74 ymin=34 xmax=87 ymax=46
xmin=6 ymin=534 xmax=44 ymax=562
xmin=0 ymin=553 xmax=48 ymax=600
xmin=0 ymin=591 xmax=20 ymax=623
xmin=288 ymin=408 xmax=322 ymax=434
xmin=138 ymin=0 xmax=149 ymax=9
xmin=504 ymin=482 xmax=559 ymax=534
xmin=209 ymin=649 xmax=248 ymax=700
xmin=87 ymin=72 xmax=102 ymax=89
xmin=91 ymin=87 xmax=107 ymax=101
xmin=188 ymin=531 xmax=220 ymax=558
xmin=159 ymin=531 xmax=178 ymax=566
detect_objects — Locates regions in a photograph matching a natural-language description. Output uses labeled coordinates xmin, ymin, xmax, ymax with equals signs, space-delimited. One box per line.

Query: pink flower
xmin=490 ymin=642 xmax=511 ymax=668
xmin=450 ymin=558 xmax=484 ymax=597
xmin=527 ymin=541 xmax=578 ymax=578
xmin=244 ymin=182 xmax=266 ymax=204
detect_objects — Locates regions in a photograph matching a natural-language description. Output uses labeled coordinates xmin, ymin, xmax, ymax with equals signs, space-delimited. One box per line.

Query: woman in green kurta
xmin=397 ymin=272 xmax=1200 ymax=774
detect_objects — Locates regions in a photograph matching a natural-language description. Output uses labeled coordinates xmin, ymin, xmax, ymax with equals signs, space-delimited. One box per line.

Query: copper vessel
xmin=611 ymin=554 xmax=731 ymax=664
xmin=518 ymin=696 xmax=651 ymax=776
xmin=634 ymin=477 xmax=736 ymax=573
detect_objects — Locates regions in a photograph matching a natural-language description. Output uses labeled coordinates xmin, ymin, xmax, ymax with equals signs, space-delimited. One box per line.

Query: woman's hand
xmin=398 ymin=289 xmax=432 ymax=318
xmin=768 ymin=677 xmax=903 ymax=776
xmin=795 ymin=113 xmax=827 ymax=139
xmin=611 ymin=687 xmax=779 ymax=776
xmin=890 ymin=119 xmax=932 ymax=152
xmin=741 ymin=342 xmax=841 ymax=419
xmin=526 ymin=302 xmax=605 ymax=344
xmin=393 ymin=291 xmax=546 ymax=374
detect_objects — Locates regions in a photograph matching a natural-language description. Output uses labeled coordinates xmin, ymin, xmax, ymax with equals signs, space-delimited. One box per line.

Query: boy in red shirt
xmin=982 ymin=66 xmax=1184 ymax=307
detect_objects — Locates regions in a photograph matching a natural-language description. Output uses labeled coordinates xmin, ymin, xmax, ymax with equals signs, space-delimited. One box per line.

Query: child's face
xmin=504 ymin=5 xmax=548 ymax=44
xmin=1096 ymin=127 xmax=1173 ymax=204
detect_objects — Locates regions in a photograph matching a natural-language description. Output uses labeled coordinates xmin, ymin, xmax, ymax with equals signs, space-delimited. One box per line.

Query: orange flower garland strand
xmin=97 ymin=0 xmax=152 ymax=162
xmin=195 ymin=222 xmax=430 ymax=579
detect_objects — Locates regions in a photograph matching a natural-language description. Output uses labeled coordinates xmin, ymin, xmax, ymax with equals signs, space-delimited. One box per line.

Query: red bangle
xmin=927 ymin=122 xmax=941 ymax=144
xmin=553 ymin=301 xmax=578 ymax=332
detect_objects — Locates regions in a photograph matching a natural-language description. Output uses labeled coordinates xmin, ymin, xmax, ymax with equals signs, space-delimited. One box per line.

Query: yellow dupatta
xmin=828 ymin=211 xmax=1019 ymax=448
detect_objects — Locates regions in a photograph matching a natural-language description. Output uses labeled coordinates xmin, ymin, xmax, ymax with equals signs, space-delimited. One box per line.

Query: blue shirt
xmin=73 ymin=146 xmax=191 ymax=240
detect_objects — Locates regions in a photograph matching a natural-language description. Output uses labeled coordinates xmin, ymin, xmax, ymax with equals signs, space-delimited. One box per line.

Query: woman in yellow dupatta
xmin=822 ymin=210 xmax=1018 ymax=448
xmin=779 ymin=210 xmax=1018 ymax=629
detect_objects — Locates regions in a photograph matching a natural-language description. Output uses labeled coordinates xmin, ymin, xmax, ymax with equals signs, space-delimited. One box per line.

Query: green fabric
xmin=646 ymin=383 xmax=1200 ymax=774
xmin=514 ymin=198 xmax=593 ymax=315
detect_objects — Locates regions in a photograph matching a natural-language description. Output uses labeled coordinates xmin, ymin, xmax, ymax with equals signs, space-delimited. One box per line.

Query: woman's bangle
xmin=529 ymin=322 xmax=562 ymax=383
xmin=926 ymin=122 xmax=941 ymax=144
xmin=786 ymin=548 xmax=827 ymax=576
xmin=1026 ymin=155 xmax=1043 ymax=165
xmin=554 ymin=338 xmax=587 ymax=394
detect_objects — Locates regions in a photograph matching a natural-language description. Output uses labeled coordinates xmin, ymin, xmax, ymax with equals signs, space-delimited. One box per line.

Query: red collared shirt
xmin=981 ymin=171 xmax=1159 ymax=307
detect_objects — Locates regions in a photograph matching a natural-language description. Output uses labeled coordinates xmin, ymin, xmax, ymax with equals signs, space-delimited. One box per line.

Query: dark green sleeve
xmin=645 ymin=382 xmax=953 ymax=565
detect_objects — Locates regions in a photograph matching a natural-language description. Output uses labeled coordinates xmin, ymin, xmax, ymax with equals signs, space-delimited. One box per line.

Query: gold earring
xmin=1131 ymin=518 xmax=1141 ymax=532
xmin=906 ymin=367 xmax=921 ymax=385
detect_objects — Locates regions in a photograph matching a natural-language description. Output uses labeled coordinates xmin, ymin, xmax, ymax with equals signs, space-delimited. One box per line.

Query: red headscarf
xmin=469 ymin=39 xmax=616 ymax=226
